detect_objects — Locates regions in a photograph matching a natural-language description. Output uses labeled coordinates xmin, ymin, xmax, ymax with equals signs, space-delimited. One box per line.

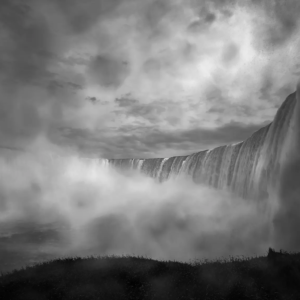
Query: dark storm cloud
xmin=141 ymin=0 xmax=171 ymax=38
xmin=59 ymin=55 xmax=91 ymax=67
xmin=59 ymin=120 xmax=269 ymax=158
xmin=189 ymin=0 xmax=300 ymax=48
xmin=0 ymin=0 xmax=54 ymax=85
xmin=187 ymin=16 xmax=216 ymax=33
xmin=207 ymin=102 xmax=258 ymax=120
xmin=145 ymin=0 xmax=170 ymax=29
xmin=1 ymin=0 xmax=299 ymax=154
xmin=143 ymin=59 xmax=162 ymax=79
xmin=204 ymin=86 xmax=259 ymax=122
xmin=52 ymin=0 xmax=123 ymax=34
xmin=189 ymin=0 xmax=234 ymax=17
xmin=259 ymin=71 xmax=296 ymax=105
xmin=255 ymin=0 xmax=300 ymax=48
xmin=0 ymin=0 xmax=129 ymax=149
xmin=115 ymin=95 xmax=167 ymax=123
xmin=259 ymin=71 xmax=274 ymax=102
xmin=0 ymin=0 xmax=85 ymax=148
xmin=0 ymin=90 xmax=40 ymax=140
xmin=126 ymin=104 xmax=166 ymax=123
xmin=203 ymin=12 xmax=216 ymax=23
xmin=275 ymin=85 xmax=297 ymax=104
xmin=187 ymin=5 xmax=217 ymax=33
xmin=85 ymin=96 xmax=110 ymax=105
xmin=0 ymin=0 xmax=87 ymax=85
xmin=205 ymin=85 xmax=224 ymax=102
xmin=221 ymin=42 xmax=239 ymax=64
xmin=115 ymin=94 xmax=138 ymax=107
xmin=140 ymin=121 xmax=269 ymax=149
xmin=88 ymin=55 xmax=130 ymax=88
xmin=249 ymin=0 xmax=300 ymax=48
xmin=57 ymin=126 xmax=153 ymax=158
xmin=180 ymin=42 xmax=199 ymax=62
xmin=187 ymin=21 xmax=204 ymax=33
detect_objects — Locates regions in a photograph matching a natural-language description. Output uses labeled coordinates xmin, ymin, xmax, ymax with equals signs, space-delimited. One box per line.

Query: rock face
xmin=106 ymin=86 xmax=300 ymax=202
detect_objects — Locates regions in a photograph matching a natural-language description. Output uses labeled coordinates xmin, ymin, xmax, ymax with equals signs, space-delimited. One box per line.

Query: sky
xmin=1 ymin=0 xmax=300 ymax=158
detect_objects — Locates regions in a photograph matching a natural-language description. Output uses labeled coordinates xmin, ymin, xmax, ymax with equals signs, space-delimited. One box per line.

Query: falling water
xmin=105 ymin=90 xmax=298 ymax=202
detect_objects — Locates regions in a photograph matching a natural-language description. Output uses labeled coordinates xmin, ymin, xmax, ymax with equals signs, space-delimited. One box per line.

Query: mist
xmin=0 ymin=145 xmax=274 ymax=269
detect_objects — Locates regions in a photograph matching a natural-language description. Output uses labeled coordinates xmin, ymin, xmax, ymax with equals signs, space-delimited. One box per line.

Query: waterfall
xmin=1 ymin=87 xmax=298 ymax=203
xmin=103 ymin=89 xmax=298 ymax=201
xmin=272 ymin=82 xmax=300 ymax=250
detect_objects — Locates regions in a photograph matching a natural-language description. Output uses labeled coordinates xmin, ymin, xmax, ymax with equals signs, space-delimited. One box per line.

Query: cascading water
xmin=271 ymin=82 xmax=300 ymax=250
xmin=1 ymin=86 xmax=298 ymax=204
xmin=105 ymin=88 xmax=299 ymax=202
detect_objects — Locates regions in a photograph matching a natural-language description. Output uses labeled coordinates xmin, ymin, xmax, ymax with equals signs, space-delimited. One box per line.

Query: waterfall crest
xmin=107 ymin=91 xmax=298 ymax=201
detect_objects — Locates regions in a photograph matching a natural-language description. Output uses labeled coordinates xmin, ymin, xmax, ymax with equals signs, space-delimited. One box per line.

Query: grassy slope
xmin=0 ymin=251 xmax=300 ymax=300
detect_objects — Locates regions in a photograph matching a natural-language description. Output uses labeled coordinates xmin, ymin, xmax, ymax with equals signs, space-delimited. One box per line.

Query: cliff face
xmin=106 ymin=90 xmax=299 ymax=202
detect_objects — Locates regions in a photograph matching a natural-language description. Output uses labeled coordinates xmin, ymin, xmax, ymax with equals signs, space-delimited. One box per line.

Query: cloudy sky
xmin=1 ymin=0 xmax=300 ymax=159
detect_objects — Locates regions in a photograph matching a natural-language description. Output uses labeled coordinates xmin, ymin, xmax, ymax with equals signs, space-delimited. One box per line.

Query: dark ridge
xmin=1 ymin=249 xmax=300 ymax=300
